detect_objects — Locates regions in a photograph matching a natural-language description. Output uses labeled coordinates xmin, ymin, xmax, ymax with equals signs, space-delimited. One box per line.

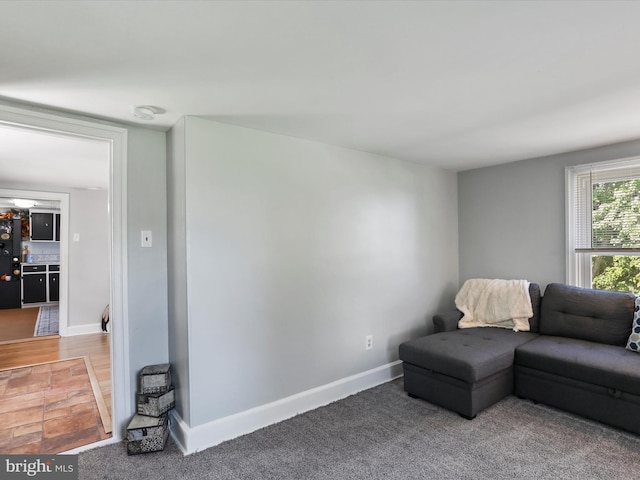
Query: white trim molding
xmin=565 ymin=166 xmax=579 ymax=285
xmin=170 ymin=360 xmax=403 ymax=455
xmin=67 ymin=324 xmax=105 ymax=336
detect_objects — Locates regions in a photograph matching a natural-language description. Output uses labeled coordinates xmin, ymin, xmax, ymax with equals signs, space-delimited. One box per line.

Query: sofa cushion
xmin=540 ymin=283 xmax=634 ymax=346
xmin=399 ymin=328 xmax=537 ymax=384
xmin=516 ymin=335 xmax=640 ymax=396
xmin=626 ymin=296 xmax=640 ymax=353
xmin=528 ymin=283 xmax=541 ymax=333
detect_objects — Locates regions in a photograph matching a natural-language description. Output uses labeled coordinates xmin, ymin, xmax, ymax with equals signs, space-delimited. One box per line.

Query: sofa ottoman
xmin=399 ymin=328 xmax=538 ymax=419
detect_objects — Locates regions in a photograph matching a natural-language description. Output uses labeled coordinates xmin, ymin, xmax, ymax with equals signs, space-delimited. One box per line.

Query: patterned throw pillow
xmin=626 ymin=296 xmax=640 ymax=352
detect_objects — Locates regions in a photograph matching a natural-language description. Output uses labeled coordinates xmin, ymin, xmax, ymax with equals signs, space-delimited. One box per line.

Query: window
xmin=566 ymin=157 xmax=640 ymax=293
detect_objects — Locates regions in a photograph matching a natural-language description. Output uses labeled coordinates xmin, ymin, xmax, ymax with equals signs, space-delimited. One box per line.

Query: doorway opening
xmin=0 ymin=103 xmax=129 ymax=453
xmin=0 ymin=191 xmax=68 ymax=341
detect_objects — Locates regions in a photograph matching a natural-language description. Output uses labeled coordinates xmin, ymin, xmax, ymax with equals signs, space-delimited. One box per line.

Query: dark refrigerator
xmin=0 ymin=218 xmax=21 ymax=309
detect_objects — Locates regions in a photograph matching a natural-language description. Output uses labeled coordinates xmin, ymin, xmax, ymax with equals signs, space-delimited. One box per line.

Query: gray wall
xmin=168 ymin=117 xmax=459 ymax=427
xmin=126 ymin=126 xmax=170 ymax=405
xmin=458 ymin=138 xmax=640 ymax=294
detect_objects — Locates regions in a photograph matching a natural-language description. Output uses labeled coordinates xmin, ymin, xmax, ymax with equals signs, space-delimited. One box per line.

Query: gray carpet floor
xmin=79 ymin=379 xmax=640 ymax=479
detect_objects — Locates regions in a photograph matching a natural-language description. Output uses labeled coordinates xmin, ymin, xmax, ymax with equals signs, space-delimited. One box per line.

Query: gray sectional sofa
xmin=399 ymin=282 xmax=640 ymax=435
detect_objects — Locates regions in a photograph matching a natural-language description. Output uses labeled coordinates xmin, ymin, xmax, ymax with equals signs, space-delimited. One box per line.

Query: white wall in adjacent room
xmin=67 ymin=188 xmax=109 ymax=330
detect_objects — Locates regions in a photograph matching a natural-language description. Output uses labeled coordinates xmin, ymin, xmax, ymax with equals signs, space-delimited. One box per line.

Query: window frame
xmin=566 ymin=156 xmax=640 ymax=288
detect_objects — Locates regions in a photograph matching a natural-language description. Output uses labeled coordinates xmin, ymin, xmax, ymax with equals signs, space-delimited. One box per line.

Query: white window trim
xmin=566 ymin=156 xmax=640 ymax=288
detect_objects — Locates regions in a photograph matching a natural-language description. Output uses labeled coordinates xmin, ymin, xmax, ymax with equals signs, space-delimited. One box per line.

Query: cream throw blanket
xmin=456 ymin=279 xmax=532 ymax=332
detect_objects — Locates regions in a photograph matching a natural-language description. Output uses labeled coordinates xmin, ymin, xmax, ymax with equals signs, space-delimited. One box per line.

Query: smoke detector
xmin=131 ymin=105 xmax=162 ymax=121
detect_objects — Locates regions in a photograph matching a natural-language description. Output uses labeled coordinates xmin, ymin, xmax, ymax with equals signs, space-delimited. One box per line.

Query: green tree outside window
xmin=591 ymin=179 xmax=640 ymax=293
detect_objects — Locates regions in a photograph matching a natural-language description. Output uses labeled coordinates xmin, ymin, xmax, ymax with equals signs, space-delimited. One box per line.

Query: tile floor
xmin=0 ymin=358 xmax=110 ymax=453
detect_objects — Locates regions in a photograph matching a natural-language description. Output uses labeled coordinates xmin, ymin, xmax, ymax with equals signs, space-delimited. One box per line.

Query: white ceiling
xmin=2 ymin=1 xmax=640 ymax=175
xmin=0 ymin=125 xmax=109 ymax=189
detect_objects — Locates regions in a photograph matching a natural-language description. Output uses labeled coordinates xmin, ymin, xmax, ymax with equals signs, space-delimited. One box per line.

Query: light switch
xmin=73 ymin=233 xmax=80 ymax=242
xmin=141 ymin=230 xmax=152 ymax=248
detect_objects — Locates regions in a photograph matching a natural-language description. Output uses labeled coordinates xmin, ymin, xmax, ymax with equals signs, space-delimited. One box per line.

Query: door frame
xmin=0 ymin=102 xmax=130 ymax=445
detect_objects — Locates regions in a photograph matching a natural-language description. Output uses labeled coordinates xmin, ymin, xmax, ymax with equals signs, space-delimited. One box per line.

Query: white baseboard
xmin=65 ymin=323 xmax=104 ymax=336
xmin=169 ymin=360 xmax=403 ymax=455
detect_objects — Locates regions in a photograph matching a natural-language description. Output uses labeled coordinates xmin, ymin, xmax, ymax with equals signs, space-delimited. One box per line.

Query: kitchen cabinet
xmin=22 ymin=264 xmax=59 ymax=305
xmin=30 ymin=210 xmax=61 ymax=242
xmin=49 ymin=272 xmax=59 ymax=302
xmin=22 ymin=272 xmax=46 ymax=304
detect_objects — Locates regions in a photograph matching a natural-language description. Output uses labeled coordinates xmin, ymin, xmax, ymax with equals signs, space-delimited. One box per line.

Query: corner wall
xmin=168 ymin=117 xmax=459 ymax=446
xmin=166 ymin=118 xmax=190 ymax=425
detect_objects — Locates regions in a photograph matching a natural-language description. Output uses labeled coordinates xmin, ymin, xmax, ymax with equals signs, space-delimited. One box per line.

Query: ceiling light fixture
xmin=131 ymin=105 xmax=162 ymax=121
xmin=12 ymin=199 xmax=37 ymax=208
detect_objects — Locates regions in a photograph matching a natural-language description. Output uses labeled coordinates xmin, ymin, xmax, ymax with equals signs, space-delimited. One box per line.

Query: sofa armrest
xmin=433 ymin=310 xmax=463 ymax=333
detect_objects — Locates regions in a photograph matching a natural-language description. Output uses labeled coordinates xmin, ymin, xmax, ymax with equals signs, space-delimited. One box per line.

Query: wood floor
xmin=0 ymin=333 xmax=112 ymax=448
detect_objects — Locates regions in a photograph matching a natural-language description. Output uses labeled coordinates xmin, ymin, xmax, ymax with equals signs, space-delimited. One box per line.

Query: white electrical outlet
xmin=365 ymin=335 xmax=373 ymax=350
